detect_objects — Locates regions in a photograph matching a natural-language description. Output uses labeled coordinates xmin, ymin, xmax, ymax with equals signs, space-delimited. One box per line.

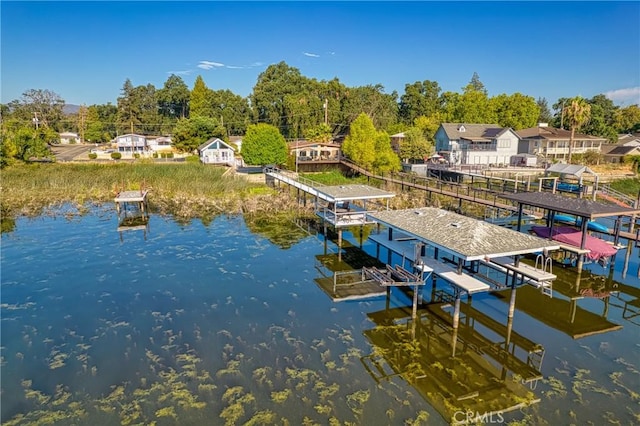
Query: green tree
xmin=490 ymin=93 xmax=539 ymax=130
xmin=189 ymin=75 xmax=212 ymax=118
xmin=342 ymin=113 xmax=378 ymax=170
xmin=564 ymin=96 xmax=591 ymax=163
xmin=341 ymin=84 xmax=399 ymax=131
xmin=414 ymin=113 xmax=444 ymax=143
xmin=172 ymin=116 xmax=225 ymax=153
xmin=134 ymin=84 xmax=160 ymax=134
xmin=6 ymin=89 xmax=65 ymax=130
xmin=241 ymin=123 xmax=287 ymax=166
xmin=400 ymin=127 xmax=433 ymax=163
xmin=453 ymin=74 xmax=495 ymax=123
xmin=536 ymin=97 xmax=553 ymax=124
xmin=1 ymin=119 xmax=55 ymax=163
xmin=468 ymin=72 xmax=487 ymax=95
xmin=116 ymin=79 xmax=141 ymax=134
xmin=399 ymin=80 xmax=442 ymax=124
xmin=614 ymin=105 xmax=640 ymax=133
xmin=582 ymin=94 xmax=618 ymax=142
xmin=304 ymin=123 xmax=333 ymax=143
xmin=251 ymin=62 xmax=306 ymax=137
xmin=372 ymin=131 xmax=401 ymax=174
xmin=208 ymin=89 xmax=251 ymax=136
xmin=158 ymin=74 xmax=190 ymax=120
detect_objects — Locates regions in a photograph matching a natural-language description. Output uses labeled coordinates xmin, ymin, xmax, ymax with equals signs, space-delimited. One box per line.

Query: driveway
xmin=50 ymin=144 xmax=93 ymax=161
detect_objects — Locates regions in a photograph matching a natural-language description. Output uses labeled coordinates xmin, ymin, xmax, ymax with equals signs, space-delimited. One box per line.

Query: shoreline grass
xmin=1 ymin=162 xmax=298 ymax=224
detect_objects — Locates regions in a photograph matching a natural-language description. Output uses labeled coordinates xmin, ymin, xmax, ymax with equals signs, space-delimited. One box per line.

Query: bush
xmin=134 ymin=153 xmax=140 ymax=159
xmin=111 ymin=152 xmax=122 ymax=160
xmin=88 ymin=153 xmax=97 ymax=160
xmin=152 ymin=153 xmax=158 ymax=158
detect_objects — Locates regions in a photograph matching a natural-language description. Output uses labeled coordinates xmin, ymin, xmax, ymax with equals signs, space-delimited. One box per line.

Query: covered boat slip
xmin=361 ymin=305 xmax=542 ymax=425
xmin=503 ymin=192 xmax=640 ymax=270
xmin=313 ymin=184 xmax=395 ymax=228
xmin=264 ymin=166 xmax=396 ymax=228
xmin=367 ymin=208 xmax=560 ymax=295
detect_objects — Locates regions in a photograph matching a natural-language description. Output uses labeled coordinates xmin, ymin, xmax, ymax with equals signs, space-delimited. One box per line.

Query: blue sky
xmin=2 ymin=1 xmax=639 ymax=108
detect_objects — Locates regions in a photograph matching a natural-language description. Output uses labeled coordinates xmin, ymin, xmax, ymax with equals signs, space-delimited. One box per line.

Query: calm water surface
xmin=1 ymin=207 xmax=639 ymax=425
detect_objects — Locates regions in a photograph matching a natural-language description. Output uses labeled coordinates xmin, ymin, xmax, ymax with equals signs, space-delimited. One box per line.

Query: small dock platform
xmin=114 ymin=190 xmax=149 ymax=214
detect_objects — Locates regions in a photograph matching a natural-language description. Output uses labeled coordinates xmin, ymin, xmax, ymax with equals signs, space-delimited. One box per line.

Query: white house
xmin=516 ymin=124 xmax=605 ymax=162
xmin=198 ymin=138 xmax=235 ymax=166
xmin=434 ymin=123 xmax=520 ymax=166
xmin=59 ymin=132 xmax=79 ymax=144
xmin=147 ymin=136 xmax=173 ymax=153
xmin=115 ymin=134 xmax=147 ymax=154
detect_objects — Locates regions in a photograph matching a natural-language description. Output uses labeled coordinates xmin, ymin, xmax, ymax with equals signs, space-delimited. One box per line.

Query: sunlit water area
xmin=1 ymin=206 xmax=639 ymax=425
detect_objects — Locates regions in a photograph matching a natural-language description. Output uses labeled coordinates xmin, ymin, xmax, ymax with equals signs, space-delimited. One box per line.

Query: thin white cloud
xmin=605 ymin=87 xmax=640 ymax=105
xmin=167 ymin=70 xmax=191 ymax=76
xmin=226 ymin=65 xmax=245 ymax=69
xmin=303 ymin=52 xmax=320 ymax=58
xmin=198 ymin=60 xmax=225 ymax=70
xmin=250 ymin=62 xmax=264 ymax=67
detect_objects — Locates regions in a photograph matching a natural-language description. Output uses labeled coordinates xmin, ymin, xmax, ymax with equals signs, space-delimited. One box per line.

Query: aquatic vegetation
xmin=270 ymin=389 xmax=292 ymax=403
xmin=314 ymin=403 xmax=332 ymax=415
xmin=404 ymin=410 xmax=429 ymax=425
xmin=346 ymin=389 xmax=370 ymax=415
xmin=244 ymin=409 xmax=277 ymax=425
xmin=542 ymin=376 xmax=567 ymax=399
xmin=314 ymin=381 xmax=340 ymax=401
xmin=219 ymin=386 xmax=256 ymax=425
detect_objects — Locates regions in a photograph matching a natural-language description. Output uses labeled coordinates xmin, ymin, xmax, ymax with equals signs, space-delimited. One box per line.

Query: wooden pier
xmin=114 ymin=190 xmax=149 ymax=215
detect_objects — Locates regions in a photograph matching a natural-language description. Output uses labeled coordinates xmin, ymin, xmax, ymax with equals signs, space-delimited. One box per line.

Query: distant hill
xmin=63 ymin=104 xmax=80 ymax=115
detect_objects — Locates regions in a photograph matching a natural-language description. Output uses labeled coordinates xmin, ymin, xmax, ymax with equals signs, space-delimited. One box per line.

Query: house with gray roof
xmin=434 ymin=123 xmax=520 ymax=166
xmin=198 ymin=138 xmax=235 ymax=166
xmin=516 ymin=123 xmax=606 ymax=163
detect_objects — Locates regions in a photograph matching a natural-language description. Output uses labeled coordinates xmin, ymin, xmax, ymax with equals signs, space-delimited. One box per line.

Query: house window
xmin=497 ymin=139 xmax=511 ymax=148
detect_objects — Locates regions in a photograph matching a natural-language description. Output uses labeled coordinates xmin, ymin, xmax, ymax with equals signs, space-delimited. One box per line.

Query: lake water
xmin=1 ymin=207 xmax=639 ymax=425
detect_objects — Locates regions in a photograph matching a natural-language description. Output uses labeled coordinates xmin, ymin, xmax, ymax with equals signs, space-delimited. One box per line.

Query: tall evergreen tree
xmin=189 ymin=75 xmax=212 ymax=118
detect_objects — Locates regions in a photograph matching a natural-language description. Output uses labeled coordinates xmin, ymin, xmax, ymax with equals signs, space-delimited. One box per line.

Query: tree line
xmin=2 ymin=61 xmax=639 ymax=166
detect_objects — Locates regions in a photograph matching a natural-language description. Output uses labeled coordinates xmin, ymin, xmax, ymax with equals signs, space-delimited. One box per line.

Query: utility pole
xmin=323 ymin=98 xmax=328 ymax=125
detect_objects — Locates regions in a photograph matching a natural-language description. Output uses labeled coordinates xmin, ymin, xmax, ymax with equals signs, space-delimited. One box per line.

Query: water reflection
xmin=2 ymin=210 xmax=639 ymax=425
xmin=362 ymin=301 xmax=542 ymax=425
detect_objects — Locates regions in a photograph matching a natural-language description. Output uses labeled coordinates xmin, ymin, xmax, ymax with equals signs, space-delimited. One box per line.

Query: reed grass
xmin=1 ymin=162 xmax=292 ymax=221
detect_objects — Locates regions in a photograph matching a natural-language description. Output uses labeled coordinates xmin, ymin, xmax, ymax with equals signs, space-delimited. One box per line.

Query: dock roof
xmin=317 ymin=184 xmax=395 ymax=202
xmin=368 ymin=207 xmax=559 ymax=261
xmin=503 ymin=192 xmax=640 ymax=219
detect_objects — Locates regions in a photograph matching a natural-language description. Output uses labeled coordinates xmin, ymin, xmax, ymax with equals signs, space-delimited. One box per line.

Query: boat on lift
xmin=552 ymin=214 xmax=609 ymax=233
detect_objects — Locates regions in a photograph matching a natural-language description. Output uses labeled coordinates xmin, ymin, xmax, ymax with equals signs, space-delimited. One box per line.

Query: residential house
xmin=602 ymin=145 xmax=640 ymax=163
xmin=59 ymin=132 xmax=79 ymax=144
xmin=198 ymin=138 xmax=235 ymax=165
xmin=516 ymin=124 xmax=606 ymax=163
xmin=115 ymin=134 xmax=147 ymax=154
xmin=434 ymin=123 xmax=520 ymax=166
xmin=288 ymin=140 xmax=341 ymax=162
xmin=616 ymin=133 xmax=640 ymax=147
xmin=147 ymin=136 xmax=173 ymax=153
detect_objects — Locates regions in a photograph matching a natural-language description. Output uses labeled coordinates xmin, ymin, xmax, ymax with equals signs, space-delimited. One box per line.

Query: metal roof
xmin=503 ymin=192 xmax=640 ymax=219
xmin=367 ymin=208 xmax=559 ymax=261
xmin=317 ymin=184 xmax=395 ymax=202
xmin=545 ymin=164 xmax=597 ymax=178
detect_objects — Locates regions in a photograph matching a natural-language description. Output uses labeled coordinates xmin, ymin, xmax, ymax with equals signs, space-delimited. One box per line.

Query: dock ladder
xmin=534 ymin=254 xmax=554 ymax=297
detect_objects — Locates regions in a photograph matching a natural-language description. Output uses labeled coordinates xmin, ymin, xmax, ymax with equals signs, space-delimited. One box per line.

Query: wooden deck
xmin=114 ymin=190 xmax=149 ymax=203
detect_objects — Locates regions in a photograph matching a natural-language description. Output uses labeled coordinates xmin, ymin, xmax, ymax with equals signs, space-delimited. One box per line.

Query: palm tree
xmin=564 ymin=97 xmax=591 ymax=163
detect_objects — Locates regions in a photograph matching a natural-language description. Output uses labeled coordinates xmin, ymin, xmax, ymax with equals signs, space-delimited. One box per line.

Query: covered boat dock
xmin=503 ymin=192 xmax=640 ymax=270
xmin=366 ymin=207 xmax=560 ymax=342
